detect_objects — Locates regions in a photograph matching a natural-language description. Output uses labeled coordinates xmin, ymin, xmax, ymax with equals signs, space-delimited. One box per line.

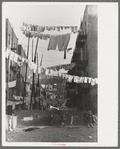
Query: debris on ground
xmin=89 ymin=136 xmax=92 ymax=139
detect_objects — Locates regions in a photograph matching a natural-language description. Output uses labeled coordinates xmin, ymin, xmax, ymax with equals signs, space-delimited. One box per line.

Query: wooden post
xmin=32 ymin=38 xmax=34 ymax=62
xmin=22 ymin=35 xmax=30 ymax=109
xmin=38 ymin=54 xmax=43 ymax=110
xmin=30 ymin=38 xmax=34 ymax=110
xmin=30 ymin=37 xmax=39 ymax=110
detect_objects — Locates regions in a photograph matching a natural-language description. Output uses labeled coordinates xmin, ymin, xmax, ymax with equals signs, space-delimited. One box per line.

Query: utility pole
xmin=38 ymin=54 xmax=43 ymax=110
xmin=22 ymin=35 xmax=30 ymax=109
xmin=30 ymin=37 xmax=39 ymax=110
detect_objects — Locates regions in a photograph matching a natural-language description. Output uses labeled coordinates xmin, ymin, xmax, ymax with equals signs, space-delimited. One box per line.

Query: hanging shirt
xmin=84 ymin=77 xmax=88 ymax=83
xmin=62 ymin=33 xmax=70 ymax=59
xmin=91 ymin=79 xmax=96 ymax=86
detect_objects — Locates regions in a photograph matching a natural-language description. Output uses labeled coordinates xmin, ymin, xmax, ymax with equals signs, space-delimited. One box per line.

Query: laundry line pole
xmin=38 ymin=54 xmax=43 ymax=110
xmin=22 ymin=35 xmax=30 ymax=109
xmin=30 ymin=37 xmax=39 ymax=110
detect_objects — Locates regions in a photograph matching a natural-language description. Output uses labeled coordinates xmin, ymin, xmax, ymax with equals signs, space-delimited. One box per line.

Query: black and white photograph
xmin=2 ymin=2 xmax=118 ymax=147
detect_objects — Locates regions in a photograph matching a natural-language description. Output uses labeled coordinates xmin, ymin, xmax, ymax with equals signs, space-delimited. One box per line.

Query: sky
xmin=3 ymin=2 xmax=86 ymax=67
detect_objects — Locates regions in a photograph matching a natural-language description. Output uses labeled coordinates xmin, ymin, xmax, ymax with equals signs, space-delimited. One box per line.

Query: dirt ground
xmin=6 ymin=110 xmax=97 ymax=142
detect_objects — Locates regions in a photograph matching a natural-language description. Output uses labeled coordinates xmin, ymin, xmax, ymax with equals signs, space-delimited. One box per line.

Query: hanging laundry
xmin=68 ymin=75 xmax=73 ymax=82
xmin=74 ymin=76 xmax=79 ymax=83
xmin=57 ymin=26 xmax=60 ymax=31
xmin=62 ymin=33 xmax=70 ymax=59
xmin=5 ymin=48 xmax=10 ymax=58
xmin=56 ymin=35 xmax=65 ymax=51
xmin=46 ymin=26 xmax=52 ymax=31
xmin=38 ymin=34 xmax=43 ymax=39
xmin=95 ymin=78 xmax=98 ymax=84
xmin=38 ymin=67 xmax=41 ymax=74
xmin=52 ymin=27 xmax=56 ymax=30
xmin=43 ymin=34 xmax=48 ymax=40
xmin=33 ymin=32 xmax=38 ymax=38
xmin=77 ymin=77 xmax=81 ymax=83
xmin=33 ymin=63 xmax=37 ymax=73
xmin=71 ymin=26 xmax=78 ymax=33
xmin=45 ymin=69 xmax=49 ymax=75
xmin=8 ymin=80 xmax=16 ymax=88
xmin=25 ymin=31 xmax=30 ymax=37
xmin=88 ymin=78 xmax=92 ymax=84
xmin=47 ymin=35 xmax=57 ymax=50
xmin=28 ymin=61 xmax=33 ymax=70
xmin=91 ymin=79 xmax=96 ymax=86
xmin=46 ymin=34 xmax=50 ymax=39
xmin=58 ymin=71 xmax=62 ymax=77
xmin=62 ymin=73 xmax=66 ymax=79
xmin=54 ymin=70 xmax=58 ymax=76
xmin=84 ymin=77 xmax=88 ymax=83
xmin=13 ymin=53 xmax=18 ymax=63
xmin=79 ymin=77 xmax=84 ymax=83
xmin=61 ymin=26 xmax=63 ymax=30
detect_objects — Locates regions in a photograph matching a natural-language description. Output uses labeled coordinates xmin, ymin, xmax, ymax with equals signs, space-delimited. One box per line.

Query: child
xmin=50 ymin=114 xmax=54 ymax=126
xmin=70 ymin=115 xmax=75 ymax=127
xmin=83 ymin=110 xmax=93 ymax=128
xmin=60 ymin=112 xmax=66 ymax=127
xmin=87 ymin=110 xmax=93 ymax=128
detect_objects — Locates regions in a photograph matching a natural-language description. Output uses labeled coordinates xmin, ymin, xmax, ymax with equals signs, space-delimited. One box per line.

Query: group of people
xmin=50 ymin=110 xmax=97 ymax=128
xmin=50 ymin=112 xmax=76 ymax=128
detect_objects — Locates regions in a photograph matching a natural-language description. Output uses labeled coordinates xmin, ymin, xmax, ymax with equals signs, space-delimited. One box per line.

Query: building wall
xmin=82 ymin=5 xmax=98 ymax=114
xmin=6 ymin=18 xmax=18 ymax=50
xmin=69 ymin=5 xmax=98 ymax=113
xmin=6 ymin=18 xmax=18 ymax=101
xmin=82 ymin=5 xmax=97 ymax=78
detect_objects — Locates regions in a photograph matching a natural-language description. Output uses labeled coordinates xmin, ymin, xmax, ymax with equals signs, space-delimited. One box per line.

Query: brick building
xmin=67 ymin=5 xmax=97 ymax=114
xmin=6 ymin=18 xmax=19 ymax=103
xmin=6 ymin=19 xmax=31 ymax=108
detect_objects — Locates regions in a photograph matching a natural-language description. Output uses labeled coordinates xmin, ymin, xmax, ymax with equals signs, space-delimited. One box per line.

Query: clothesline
xmin=22 ymin=31 xmax=73 ymax=59
xmin=42 ymin=68 xmax=98 ymax=86
xmin=21 ymin=22 xmax=79 ymax=33
xmin=5 ymin=48 xmax=73 ymax=74
xmin=6 ymin=48 xmax=98 ymax=86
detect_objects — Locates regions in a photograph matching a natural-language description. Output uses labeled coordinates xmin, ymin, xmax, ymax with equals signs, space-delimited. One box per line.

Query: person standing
xmin=50 ymin=114 xmax=54 ymax=126
xmin=60 ymin=112 xmax=66 ymax=127
xmin=70 ymin=115 xmax=75 ymax=127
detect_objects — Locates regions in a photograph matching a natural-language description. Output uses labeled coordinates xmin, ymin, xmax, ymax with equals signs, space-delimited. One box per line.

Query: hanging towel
xmin=84 ymin=77 xmax=88 ymax=83
xmin=47 ymin=35 xmax=57 ymax=50
xmin=43 ymin=34 xmax=47 ymax=40
xmin=95 ymin=78 xmax=98 ymax=84
xmin=56 ymin=35 xmax=64 ymax=51
xmin=88 ymin=78 xmax=92 ymax=84
xmin=91 ymin=79 xmax=96 ymax=86
xmin=79 ymin=77 xmax=84 ymax=83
